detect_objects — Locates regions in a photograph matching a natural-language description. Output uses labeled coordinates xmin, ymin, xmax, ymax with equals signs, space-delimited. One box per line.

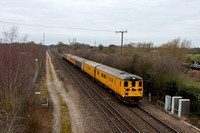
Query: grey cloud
xmin=0 ymin=0 xmax=200 ymax=46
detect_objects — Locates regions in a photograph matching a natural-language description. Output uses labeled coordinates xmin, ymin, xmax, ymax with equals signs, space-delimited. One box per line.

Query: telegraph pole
xmin=116 ymin=30 xmax=127 ymax=56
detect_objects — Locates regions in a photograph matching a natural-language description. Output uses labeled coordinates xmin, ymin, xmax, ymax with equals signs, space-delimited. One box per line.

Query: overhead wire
xmin=0 ymin=20 xmax=115 ymax=32
xmin=124 ymin=34 xmax=130 ymax=43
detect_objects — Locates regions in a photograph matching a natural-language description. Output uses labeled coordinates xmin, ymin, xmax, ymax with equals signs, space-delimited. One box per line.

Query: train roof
xmin=64 ymin=53 xmax=72 ymax=56
xmin=96 ymin=65 xmax=142 ymax=80
xmin=84 ymin=60 xmax=101 ymax=68
xmin=74 ymin=56 xmax=87 ymax=62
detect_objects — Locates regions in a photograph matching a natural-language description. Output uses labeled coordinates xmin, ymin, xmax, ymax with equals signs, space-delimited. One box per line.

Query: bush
xmin=0 ymin=44 xmax=46 ymax=101
xmin=178 ymin=86 xmax=200 ymax=115
xmin=149 ymin=56 xmax=182 ymax=98
xmin=0 ymin=43 xmax=46 ymax=131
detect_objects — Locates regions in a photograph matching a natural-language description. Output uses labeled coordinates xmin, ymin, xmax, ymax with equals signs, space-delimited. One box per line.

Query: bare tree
xmin=20 ymin=34 xmax=29 ymax=43
xmin=2 ymin=26 xmax=18 ymax=43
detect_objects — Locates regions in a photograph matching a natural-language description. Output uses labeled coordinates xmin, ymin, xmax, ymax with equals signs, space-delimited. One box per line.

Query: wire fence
xmin=7 ymin=63 xmax=43 ymax=132
xmin=156 ymin=100 xmax=165 ymax=111
xmin=156 ymin=99 xmax=180 ymax=119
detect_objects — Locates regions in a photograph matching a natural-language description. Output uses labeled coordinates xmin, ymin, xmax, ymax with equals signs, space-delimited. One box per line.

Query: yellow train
xmin=62 ymin=53 xmax=143 ymax=104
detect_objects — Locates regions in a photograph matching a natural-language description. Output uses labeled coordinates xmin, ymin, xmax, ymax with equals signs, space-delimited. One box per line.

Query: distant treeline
xmin=188 ymin=48 xmax=200 ymax=54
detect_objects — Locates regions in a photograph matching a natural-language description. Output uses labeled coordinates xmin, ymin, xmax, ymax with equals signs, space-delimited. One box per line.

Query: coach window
xmin=104 ymin=74 xmax=106 ymax=78
xmin=124 ymin=81 xmax=128 ymax=87
xmin=101 ymin=73 xmax=103 ymax=77
xmin=97 ymin=71 xmax=99 ymax=75
xmin=120 ymin=81 xmax=121 ymax=87
xmin=112 ymin=78 xmax=113 ymax=82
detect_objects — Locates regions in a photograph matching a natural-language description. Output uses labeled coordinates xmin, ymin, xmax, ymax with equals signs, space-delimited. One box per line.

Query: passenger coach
xmin=83 ymin=60 xmax=101 ymax=78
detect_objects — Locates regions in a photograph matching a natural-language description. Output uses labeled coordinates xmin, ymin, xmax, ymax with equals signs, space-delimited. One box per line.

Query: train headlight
xmin=130 ymin=88 xmax=132 ymax=90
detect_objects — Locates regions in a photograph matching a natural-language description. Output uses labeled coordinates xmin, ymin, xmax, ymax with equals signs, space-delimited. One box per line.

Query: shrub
xmin=0 ymin=43 xmax=46 ymax=131
xmin=177 ymin=86 xmax=200 ymax=115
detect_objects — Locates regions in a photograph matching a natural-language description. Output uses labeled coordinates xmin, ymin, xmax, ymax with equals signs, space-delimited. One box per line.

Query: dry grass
xmin=48 ymin=58 xmax=54 ymax=81
xmin=187 ymin=70 xmax=200 ymax=82
xmin=8 ymin=60 xmax=54 ymax=133
xmin=23 ymin=64 xmax=53 ymax=133
xmin=57 ymin=93 xmax=71 ymax=133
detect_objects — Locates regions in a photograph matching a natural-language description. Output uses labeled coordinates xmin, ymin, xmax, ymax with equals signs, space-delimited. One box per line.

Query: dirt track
xmin=46 ymin=52 xmax=61 ymax=133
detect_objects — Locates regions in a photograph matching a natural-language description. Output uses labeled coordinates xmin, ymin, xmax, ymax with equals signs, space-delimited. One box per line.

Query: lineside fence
xmin=7 ymin=63 xmax=43 ymax=132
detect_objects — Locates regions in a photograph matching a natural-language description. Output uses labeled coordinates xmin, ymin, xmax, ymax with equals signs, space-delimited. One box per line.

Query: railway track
xmin=51 ymin=51 xmax=140 ymax=133
xmin=129 ymin=105 xmax=178 ymax=133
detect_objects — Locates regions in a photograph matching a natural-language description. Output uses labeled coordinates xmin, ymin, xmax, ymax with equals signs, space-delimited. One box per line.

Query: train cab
xmin=96 ymin=65 xmax=143 ymax=104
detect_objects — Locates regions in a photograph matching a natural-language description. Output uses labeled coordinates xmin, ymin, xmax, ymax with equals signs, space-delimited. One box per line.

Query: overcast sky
xmin=0 ymin=0 xmax=200 ymax=47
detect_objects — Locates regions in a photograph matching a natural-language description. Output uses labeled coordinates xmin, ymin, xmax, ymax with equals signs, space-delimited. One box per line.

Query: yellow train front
xmin=95 ymin=65 xmax=143 ymax=104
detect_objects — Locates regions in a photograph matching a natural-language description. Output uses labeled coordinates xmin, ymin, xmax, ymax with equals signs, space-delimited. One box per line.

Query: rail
xmin=129 ymin=105 xmax=178 ymax=133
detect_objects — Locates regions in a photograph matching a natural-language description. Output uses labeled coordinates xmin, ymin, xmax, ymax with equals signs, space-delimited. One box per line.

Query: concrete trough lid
xmin=172 ymin=96 xmax=182 ymax=98
xmin=179 ymin=99 xmax=190 ymax=102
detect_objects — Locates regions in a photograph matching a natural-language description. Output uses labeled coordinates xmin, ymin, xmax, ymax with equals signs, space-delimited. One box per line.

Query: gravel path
xmin=48 ymin=52 xmax=84 ymax=133
xmin=46 ymin=52 xmax=61 ymax=133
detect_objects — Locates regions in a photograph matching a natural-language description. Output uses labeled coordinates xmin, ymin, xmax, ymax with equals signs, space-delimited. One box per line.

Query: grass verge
xmin=48 ymin=58 xmax=54 ymax=80
xmin=20 ymin=61 xmax=53 ymax=133
xmin=57 ymin=93 xmax=71 ymax=133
